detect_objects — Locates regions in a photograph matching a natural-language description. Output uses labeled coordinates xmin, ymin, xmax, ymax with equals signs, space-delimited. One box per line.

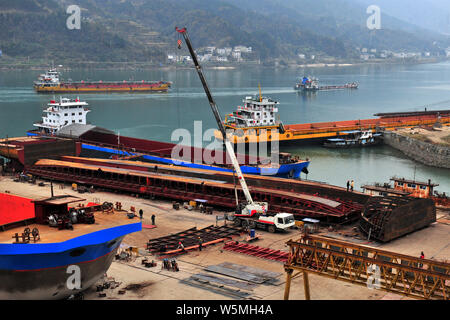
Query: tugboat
xmin=294 ymin=76 xmax=319 ymax=91
xmin=29 ymin=98 xmax=309 ymax=179
xmin=34 ymin=68 xmax=171 ymax=93
xmin=323 ymin=130 xmax=382 ymax=148
xmin=215 ymin=94 xmax=310 ymax=178
xmin=294 ymin=76 xmax=358 ymax=92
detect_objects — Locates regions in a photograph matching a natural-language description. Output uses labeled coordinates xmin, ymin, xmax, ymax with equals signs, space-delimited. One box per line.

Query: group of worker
xmin=138 ymin=209 xmax=156 ymax=226
xmin=346 ymin=180 xmax=355 ymax=192
xmin=177 ymin=237 xmax=203 ymax=252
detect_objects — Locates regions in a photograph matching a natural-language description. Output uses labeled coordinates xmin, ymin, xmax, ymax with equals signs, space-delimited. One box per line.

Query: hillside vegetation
xmin=0 ymin=0 xmax=448 ymax=65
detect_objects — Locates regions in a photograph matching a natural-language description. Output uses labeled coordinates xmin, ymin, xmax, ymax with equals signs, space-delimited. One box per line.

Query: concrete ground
xmin=1 ymin=175 xmax=448 ymax=300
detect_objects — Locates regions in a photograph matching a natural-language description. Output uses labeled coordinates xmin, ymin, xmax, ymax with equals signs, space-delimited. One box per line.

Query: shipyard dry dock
xmin=0 ymin=136 xmax=448 ymax=300
xmin=0 ymin=175 xmax=448 ymax=300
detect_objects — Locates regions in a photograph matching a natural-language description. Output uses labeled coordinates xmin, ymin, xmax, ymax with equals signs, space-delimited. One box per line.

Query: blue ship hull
xmin=80 ymin=143 xmax=310 ymax=179
xmin=26 ymin=131 xmax=309 ymax=179
xmin=0 ymin=222 xmax=141 ymax=299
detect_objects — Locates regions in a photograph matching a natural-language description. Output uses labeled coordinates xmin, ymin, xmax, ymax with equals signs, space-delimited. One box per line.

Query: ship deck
xmin=0 ymin=205 xmax=140 ymax=244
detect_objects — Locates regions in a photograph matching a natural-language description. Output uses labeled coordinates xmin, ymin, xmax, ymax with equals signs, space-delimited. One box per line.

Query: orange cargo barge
xmin=220 ymin=110 xmax=450 ymax=144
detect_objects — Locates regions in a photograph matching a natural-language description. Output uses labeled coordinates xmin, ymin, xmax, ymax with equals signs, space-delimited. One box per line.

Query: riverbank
xmin=383 ymin=126 xmax=450 ymax=169
xmin=0 ymin=57 xmax=446 ymax=71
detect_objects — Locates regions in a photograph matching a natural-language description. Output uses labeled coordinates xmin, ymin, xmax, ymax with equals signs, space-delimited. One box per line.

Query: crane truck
xmin=176 ymin=27 xmax=295 ymax=233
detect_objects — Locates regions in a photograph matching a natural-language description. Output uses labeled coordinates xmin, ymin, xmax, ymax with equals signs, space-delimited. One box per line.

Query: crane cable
xmin=176 ymin=33 xmax=182 ymax=129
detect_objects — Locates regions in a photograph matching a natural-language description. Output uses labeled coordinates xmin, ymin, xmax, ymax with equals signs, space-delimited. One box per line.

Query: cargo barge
xmin=0 ymin=193 xmax=141 ymax=299
xmin=217 ymin=108 xmax=450 ymax=145
xmin=294 ymin=77 xmax=358 ymax=91
xmin=26 ymin=98 xmax=310 ymax=179
xmin=34 ymin=69 xmax=171 ymax=93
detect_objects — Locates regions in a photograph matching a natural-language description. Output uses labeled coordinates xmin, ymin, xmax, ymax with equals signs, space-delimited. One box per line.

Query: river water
xmin=0 ymin=62 xmax=449 ymax=192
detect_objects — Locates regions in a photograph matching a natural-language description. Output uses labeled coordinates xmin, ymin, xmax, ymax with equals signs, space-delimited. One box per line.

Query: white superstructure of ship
xmin=33 ymin=97 xmax=90 ymax=135
xmin=224 ymin=96 xmax=281 ymax=129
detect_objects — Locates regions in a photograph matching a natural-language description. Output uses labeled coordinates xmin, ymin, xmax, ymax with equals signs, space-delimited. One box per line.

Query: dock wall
xmin=383 ymin=131 xmax=450 ymax=169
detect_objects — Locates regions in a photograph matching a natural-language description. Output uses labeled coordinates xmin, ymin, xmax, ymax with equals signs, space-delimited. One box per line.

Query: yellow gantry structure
xmin=284 ymin=234 xmax=450 ymax=300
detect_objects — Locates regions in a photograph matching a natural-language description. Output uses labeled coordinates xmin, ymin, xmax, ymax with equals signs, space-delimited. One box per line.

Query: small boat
xmin=323 ymin=130 xmax=382 ymax=148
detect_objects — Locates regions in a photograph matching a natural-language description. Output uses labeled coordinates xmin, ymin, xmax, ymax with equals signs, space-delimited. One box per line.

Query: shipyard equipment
xmin=283 ymin=234 xmax=449 ymax=300
xmin=176 ymin=27 xmax=295 ymax=232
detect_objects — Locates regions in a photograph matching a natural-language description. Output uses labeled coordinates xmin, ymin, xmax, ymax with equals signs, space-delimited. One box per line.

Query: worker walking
xmin=198 ymin=237 xmax=203 ymax=251
xmin=139 ymin=209 xmax=143 ymax=220
xmin=351 ymin=180 xmax=354 ymax=192
xmin=346 ymin=180 xmax=350 ymax=192
xmin=419 ymin=251 xmax=425 ymax=268
xmin=151 ymin=214 xmax=155 ymax=226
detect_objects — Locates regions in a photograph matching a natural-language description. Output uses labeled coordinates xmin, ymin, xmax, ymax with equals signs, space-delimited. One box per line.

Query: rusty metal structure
xmin=146 ymin=225 xmax=243 ymax=256
xmin=26 ymin=159 xmax=363 ymax=222
xmin=60 ymin=156 xmax=369 ymax=206
xmin=283 ymin=234 xmax=450 ymax=300
xmin=360 ymin=196 xmax=436 ymax=242
xmin=0 ymin=137 xmax=80 ymax=168
xmin=223 ymin=241 xmax=289 ymax=263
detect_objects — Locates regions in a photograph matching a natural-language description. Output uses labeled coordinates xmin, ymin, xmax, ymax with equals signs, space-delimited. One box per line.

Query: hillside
xmin=0 ymin=0 xmax=449 ymax=66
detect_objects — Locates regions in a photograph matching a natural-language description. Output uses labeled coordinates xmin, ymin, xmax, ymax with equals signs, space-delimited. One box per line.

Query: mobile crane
xmin=175 ymin=27 xmax=295 ymax=232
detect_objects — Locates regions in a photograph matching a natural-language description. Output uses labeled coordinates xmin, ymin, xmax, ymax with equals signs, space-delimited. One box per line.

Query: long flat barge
xmin=34 ymin=81 xmax=171 ymax=93
xmin=59 ymin=156 xmax=369 ymax=205
xmin=26 ymin=158 xmax=363 ymax=221
xmin=221 ymin=110 xmax=450 ymax=144
xmin=33 ymin=69 xmax=171 ymax=93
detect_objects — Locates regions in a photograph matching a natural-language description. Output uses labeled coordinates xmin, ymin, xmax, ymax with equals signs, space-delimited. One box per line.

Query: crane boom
xmin=175 ymin=27 xmax=255 ymax=206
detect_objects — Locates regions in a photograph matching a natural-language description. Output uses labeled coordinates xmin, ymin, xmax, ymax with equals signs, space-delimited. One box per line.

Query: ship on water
xmin=34 ymin=68 xmax=171 ymax=93
xmin=323 ymin=130 xmax=382 ymax=148
xmin=294 ymin=76 xmax=358 ymax=91
xmin=0 ymin=193 xmax=141 ymax=299
xmin=28 ymin=98 xmax=310 ymax=179
xmin=219 ymin=106 xmax=450 ymax=146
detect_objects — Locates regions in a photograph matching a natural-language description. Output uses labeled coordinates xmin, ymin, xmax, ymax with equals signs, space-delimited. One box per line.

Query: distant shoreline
xmin=0 ymin=57 xmax=447 ymax=71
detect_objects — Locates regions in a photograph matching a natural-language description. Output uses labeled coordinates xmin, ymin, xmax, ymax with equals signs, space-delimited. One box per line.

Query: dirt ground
xmin=1 ymin=175 xmax=449 ymax=300
xmin=398 ymin=125 xmax=450 ymax=146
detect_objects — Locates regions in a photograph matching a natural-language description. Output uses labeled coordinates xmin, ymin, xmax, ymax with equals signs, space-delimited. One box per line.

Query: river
xmin=0 ymin=62 xmax=449 ymax=192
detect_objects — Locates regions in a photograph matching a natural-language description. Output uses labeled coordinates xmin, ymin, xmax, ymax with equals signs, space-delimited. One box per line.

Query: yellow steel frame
xmin=284 ymin=234 xmax=450 ymax=300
